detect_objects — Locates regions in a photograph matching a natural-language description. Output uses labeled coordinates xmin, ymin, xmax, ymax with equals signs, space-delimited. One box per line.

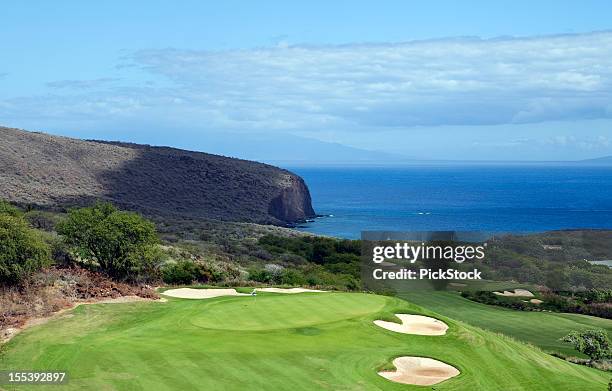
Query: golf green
xmin=0 ymin=292 xmax=608 ymax=390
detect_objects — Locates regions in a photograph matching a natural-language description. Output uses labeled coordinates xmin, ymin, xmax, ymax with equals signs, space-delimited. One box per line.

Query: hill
xmin=0 ymin=127 xmax=315 ymax=225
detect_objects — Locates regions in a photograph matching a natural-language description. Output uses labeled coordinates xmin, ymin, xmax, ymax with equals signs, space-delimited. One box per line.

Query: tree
xmin=57 ymin=202 xmax=159 ymax=279
xmin=0 ymin=214 xmax=51 ymax=285
xmin=561 ymin=329 xmax=611 ymax=361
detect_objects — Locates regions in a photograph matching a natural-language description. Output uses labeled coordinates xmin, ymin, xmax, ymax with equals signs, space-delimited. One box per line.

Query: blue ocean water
xmin=288 ymin=165 xmax=612 ymax=239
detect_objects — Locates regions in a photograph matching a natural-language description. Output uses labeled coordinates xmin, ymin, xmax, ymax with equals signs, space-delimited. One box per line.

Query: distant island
xmin=579 ymin=155 xmax=612 ymax=165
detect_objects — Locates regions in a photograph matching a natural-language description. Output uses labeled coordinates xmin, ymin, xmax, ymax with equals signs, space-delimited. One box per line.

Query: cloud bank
xmin=2 ymin=31 xmax=612 ymax=135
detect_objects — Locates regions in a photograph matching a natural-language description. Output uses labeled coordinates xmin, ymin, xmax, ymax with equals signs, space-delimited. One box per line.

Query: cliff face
xmin=268 ymin=175 xmax=316 ymax=222
xmin=0 ymin=127 xmax=316 ymax=225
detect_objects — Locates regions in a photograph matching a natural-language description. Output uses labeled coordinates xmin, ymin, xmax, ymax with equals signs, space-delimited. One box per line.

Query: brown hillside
xmin=0 ymin=127 xmax=315 ymax=225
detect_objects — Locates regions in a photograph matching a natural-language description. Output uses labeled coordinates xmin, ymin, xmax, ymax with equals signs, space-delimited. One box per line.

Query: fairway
xmin=402 ymin=291 xmax=612 ymax=357
xmin=0 ymin=292 xmax=608 ymax=390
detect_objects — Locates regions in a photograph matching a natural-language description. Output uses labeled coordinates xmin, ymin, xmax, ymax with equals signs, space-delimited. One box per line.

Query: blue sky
xmin=2 ymin=1 xmax=612 ymax=161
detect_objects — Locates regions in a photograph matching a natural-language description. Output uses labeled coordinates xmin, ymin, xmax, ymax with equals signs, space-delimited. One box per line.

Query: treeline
xmin=461 ymin=289 xmax=612 ymax=319
xmin=0 ymin=201 xmax=243 ymax=287
xmin=247 ymin=235 xmax=362 ymax=290
xmin=479 ymin=234 xmax=612 ymax=290
xmin=0 ymin=201 xmax=363 ymax=291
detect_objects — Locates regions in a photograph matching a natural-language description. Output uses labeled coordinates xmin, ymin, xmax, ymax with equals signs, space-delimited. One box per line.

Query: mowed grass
xmin=402 ymin=291 xmax=612 ymax=357
xmin=0 ymin=292 xmax=608 ymax=390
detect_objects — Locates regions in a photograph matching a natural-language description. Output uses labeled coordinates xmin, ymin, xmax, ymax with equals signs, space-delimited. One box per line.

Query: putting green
xmin=190 ymin=293 xmax=388 ymax=331
xmin=0 ymin=292 xmax=608 ymax=390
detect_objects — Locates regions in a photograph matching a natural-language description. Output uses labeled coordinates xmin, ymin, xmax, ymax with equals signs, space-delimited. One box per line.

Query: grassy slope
xmin=0 ymin=293 xmax=608 ymax=390
xmin=402 ymin=291 xmax=612 ymax=357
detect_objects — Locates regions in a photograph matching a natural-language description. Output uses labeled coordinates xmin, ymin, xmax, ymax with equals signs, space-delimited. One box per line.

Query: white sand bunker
xmin=379 ymin=356 xmax=460 ymax=386
xmin=257 ymin=288 xmax=326 ymax=294
xmin=161 ymin=288 xmax=249 ymax=299
xmin=374 ymin=314 xmax=448 ymax=336
xmin=530 ymin=298 xmax=543 ymax=304
xmin=493 ymin=289 xmax=534 ymax=297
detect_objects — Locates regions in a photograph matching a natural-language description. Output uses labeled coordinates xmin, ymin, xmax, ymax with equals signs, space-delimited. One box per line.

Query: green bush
xmin=561 ymin=329 xmax=611 ymax=361
xmin=0 ymin=200 xmax=22 ymax=217
xmin=57 ymin=202 xmax=159 ymax=280
xmin=280 ymin=269 xmax=306 ymax=286
xmin=0 ymin=214 xmax=51 ymax=285
xmin=248 ymin=268 xmax=274 ymax=283
xmin=162 ymin=260 xmax=211 ymax=284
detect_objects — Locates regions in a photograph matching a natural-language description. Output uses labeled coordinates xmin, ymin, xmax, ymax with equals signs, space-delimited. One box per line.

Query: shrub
xmin=0 ymin=214 xmax=51 ymax=285
xmin=162 ymin=260 xmax=213 ymax=284
xmin=0 ymin=200 xmax=22 ymax=217
xmin=24 ymin=210 xmax=59 ymax=231
xmin=561 ymin=329 xmax=612 ymax=361
xmin=57 ymin=202 xmax=159 ymax=280
xmin=280 ymin=269 xmax=306 ymax=285
xmin=248 ymin=268 xmax=274 ymax=283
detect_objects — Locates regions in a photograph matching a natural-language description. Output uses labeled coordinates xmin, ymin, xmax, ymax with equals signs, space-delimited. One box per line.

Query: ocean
xmin=287 ymin=165 xmax=612 ymax=239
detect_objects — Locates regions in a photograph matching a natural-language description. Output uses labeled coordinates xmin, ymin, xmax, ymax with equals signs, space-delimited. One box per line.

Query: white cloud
xmin=126 ymin=31 xmax=612 ymax=128
xmin=46 ymin=78 xmax=120 ymax=89
xmin=3 ymin=31 xmax=612 ymax=133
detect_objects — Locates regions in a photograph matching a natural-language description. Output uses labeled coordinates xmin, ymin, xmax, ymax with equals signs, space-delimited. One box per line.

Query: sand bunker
xmin=374 ymin=314 xmax=448 ymax=336
xmin=257 ymin=288 xmax=326 ymax=294
xmin=379 ymin=356 xmax=460 ymax=386
xmin=493 ymin=289 xmax=534 ymax=297
xmin=161 ymin=288 xmax=249 ymax=299
xmin=530 ymin=298 xmax=543 ymax=304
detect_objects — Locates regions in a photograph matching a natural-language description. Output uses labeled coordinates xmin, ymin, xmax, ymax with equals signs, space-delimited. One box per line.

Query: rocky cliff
xmin=0 ymin=127 xmax=316 ymax=225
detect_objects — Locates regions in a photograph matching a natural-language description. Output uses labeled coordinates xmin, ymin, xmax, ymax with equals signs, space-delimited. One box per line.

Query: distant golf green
xmin=0 ymin=292 xmax=608 ymax=390
xmin=402 ymin=291 xmax=612 ymax=357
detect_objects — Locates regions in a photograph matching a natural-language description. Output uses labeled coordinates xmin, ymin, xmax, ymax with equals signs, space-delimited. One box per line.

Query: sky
xmin=1 ymin=1 xmax=612 ymax=162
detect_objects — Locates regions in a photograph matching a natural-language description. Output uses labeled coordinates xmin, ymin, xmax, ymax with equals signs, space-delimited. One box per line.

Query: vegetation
xmin=461 ymin=289 xmax=612 ymax=319
xmin=0 ymin=292 xmax=608 ymax=390
xmin=250 ymin=235 xmax=361 ymax=290
xmin=0 ymin=200 xmax=23 ymax=218
xmin=57 ymin=202 xmax=160 ymax=281
xmin=483 ymin=232 xmax=612 ymax=290
xmin=561 ymin=329 xmax=611 ymax=361
xmin=0 ymin=210 xmax=50 ymax=286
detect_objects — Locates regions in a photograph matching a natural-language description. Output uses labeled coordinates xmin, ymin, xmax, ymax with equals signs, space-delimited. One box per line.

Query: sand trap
xmin=493 ymin=289 xmax=534 ymax=297
xmin=379 ymin=356 xmax=460 ymax=386
xmin=161 ymin=288 xmax=249 ymax=299
xmin=257 ymin=288 xmax=326 ymax=294
xmin=530 ymin=298 xmax=543 ymax=304
xmin=374 ymin=314 xmax=448 ymax=336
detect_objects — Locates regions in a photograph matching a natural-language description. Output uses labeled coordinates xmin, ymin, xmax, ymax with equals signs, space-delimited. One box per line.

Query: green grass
xmin=402 ymin=291 xmax=612 ymax=357
xmin=0 ymin=292 xmax=608 ymax=390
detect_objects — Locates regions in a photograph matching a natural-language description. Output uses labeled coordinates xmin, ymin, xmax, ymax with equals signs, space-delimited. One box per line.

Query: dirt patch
xmin=374 ymin=314 xmax=448 ymax=336
xmin=161 ymin=288 xmax=250 ymax=299
xmin=257 ymin=288 xmax=326 ymax=294
xmin=379 ymin=356 xmax=460 ymax=386
xmin=1 ymin=266 xmax=159 ymax=344
xmin=493 ymin=289 xmax=534 ymax=297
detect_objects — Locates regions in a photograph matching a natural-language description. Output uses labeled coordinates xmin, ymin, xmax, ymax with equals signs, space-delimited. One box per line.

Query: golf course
xmin=403 ymin=291 xmax=612 ymax=357
xmin=0 ymin=291 xmax=608 ymax=390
